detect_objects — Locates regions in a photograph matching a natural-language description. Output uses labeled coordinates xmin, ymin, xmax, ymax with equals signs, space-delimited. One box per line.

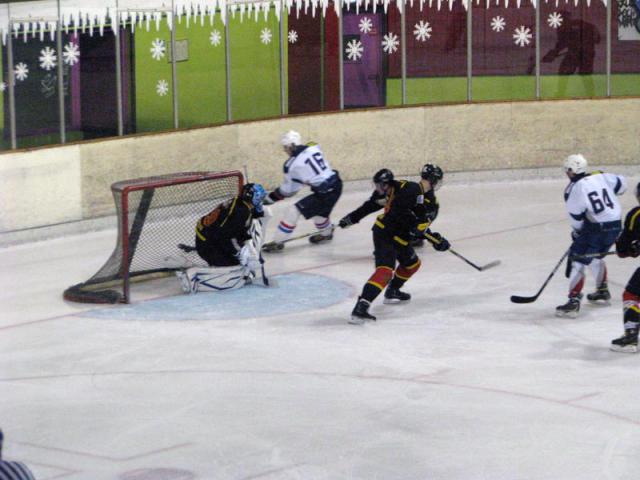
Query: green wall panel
xmin=386 ymin=77 xmax=468 ymax=106
xmin=175 ymin=18 xmax=228 ymax=128
xmin=611 ymin=74 xmax=640 ymax=97
xmin=540 ymin=74 xmax=607 ymax=99
xmin=135 ymin=28 xmax=175 ymax=132
xmin=472 ymin=76 xmax=536 ymax=101
xmin=228 ymin=13 xmax=283 ymax=121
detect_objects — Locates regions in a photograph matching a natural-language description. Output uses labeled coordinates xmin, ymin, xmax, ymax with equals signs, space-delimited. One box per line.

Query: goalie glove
xmin=425 ymin=230 xmax=450 ymax=251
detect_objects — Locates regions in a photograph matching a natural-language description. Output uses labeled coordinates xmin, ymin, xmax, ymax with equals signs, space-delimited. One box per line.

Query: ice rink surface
xmin=2 ymin=171 xmax=640 ymax=480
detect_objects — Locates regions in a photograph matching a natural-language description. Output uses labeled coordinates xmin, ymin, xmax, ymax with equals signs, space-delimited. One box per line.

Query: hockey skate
xmin=555 ymin=295 xmax=582 ymax=319
xmin=383 ymin=287 xmax=411 ymax=304
xmin=586 ymin=285 xmax=611 ymax=305
xmin=349 ymin=298 xmax=376 ymax=325
xmin=610 ymin=329 xmax=639 ymax=353
xmin=176 ymin=270 xmax=196 ymax=294
xmin=262 ymin=241 xmax=284 ymax=253
xmin=309 ymin=226 xmax=334 ymax=245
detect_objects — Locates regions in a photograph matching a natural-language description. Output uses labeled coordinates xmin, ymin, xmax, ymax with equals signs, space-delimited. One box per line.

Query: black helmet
xmin=373 ymin=168 xmax=394 ymax=186
xmin=421 ymin=164 xmax=443 ymax=184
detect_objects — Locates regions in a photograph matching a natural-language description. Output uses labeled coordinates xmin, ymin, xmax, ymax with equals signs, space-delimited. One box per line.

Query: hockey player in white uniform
xmin=176 ymin=183 xmax=269 ymax=294
xmin=556 ymin=154 xmax=627 ymax=318
xmin=262 ymin=130 xmax=343 ymax=252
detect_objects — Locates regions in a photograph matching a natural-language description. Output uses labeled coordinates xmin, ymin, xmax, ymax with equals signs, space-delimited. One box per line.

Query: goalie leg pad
xmin=177 ymin=266 xmax=250 ymax=293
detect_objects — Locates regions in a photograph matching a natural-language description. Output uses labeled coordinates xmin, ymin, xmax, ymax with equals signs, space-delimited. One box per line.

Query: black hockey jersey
xmin=616 ymin=206 xmax=640 ymax=258
xmin=195 ymin=197 xmax=254 ymax=245
xmin=346 ymin=179 xmax=439 ymax=245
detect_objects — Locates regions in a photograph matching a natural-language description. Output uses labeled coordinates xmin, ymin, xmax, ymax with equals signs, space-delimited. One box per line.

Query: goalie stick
xmin=510 ymin=249 xmax=570 ymax=304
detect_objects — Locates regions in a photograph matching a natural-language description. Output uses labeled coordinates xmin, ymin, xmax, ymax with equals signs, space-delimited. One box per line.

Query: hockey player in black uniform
xmin=194 ymin=183 xmax=266 ymax=267
xmin=339 ymin=165 xmax=449 ymax=324
xmin=611 ymin=181 xmax=640 ymax=353
xmin=176 ymin=183 xmax=268 ymax=293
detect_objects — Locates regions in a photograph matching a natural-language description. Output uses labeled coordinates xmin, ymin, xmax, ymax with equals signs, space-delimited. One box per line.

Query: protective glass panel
xmin=612 ymin=0 xmax=640 ymax=96
xmin=342 ymin=8 xmax=386 ymax=108
xmin=229 ymin=7 xmax=283 ymax=121
xmin=472 ymin=1 xmax=536 ymax=101
xmin=393 ymin=2 xmax=468 ymax=106
xmin=133 ymin=14 xmax=175 ymax=133
xmin=175 ymin=15 xmax=227 ymax=127
xmin=540 ymin=2 xmax=607 ymax=98
xmin=287 ymin=9 xmax=328 ymax=114
xmin=5 ymin=25 xmax=65 ymax=148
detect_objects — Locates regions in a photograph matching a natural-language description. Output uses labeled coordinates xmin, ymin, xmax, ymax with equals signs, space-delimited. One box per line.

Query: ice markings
xmin=82 ymin=273 xmax=351 ymax=321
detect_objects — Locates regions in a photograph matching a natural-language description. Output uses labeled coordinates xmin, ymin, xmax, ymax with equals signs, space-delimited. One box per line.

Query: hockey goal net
xmin=64 ymin=170 xmax=244 ymax=304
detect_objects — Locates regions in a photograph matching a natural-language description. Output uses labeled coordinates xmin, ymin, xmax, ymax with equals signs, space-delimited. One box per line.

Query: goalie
xmin=176 ymin=183 xmax=269 ymax=293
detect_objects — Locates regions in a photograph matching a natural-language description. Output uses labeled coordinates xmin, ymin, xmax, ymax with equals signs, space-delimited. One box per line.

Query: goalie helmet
xmin=281 ymin=130 xmax=302 ymax=147
xmin=373 ymin=168 xmax=394 ymax=186
xmin=421 ymin=164 xmax=444 ymax=189
xmin=242 ymin=183 xmax=267 ymax=208
xmin=564 ymin=154 xmax=588 ymax=175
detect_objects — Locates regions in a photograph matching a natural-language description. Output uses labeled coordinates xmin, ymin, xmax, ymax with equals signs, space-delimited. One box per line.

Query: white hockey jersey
xmin=564 ymin=172 xmax=627 ymax=231
xmin=277 ymin=144 xmax=336 ymax=197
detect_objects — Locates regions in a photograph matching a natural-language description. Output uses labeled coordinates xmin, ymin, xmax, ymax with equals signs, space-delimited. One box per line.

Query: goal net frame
xmin=63 ymin=170 xmax=244 ymax=304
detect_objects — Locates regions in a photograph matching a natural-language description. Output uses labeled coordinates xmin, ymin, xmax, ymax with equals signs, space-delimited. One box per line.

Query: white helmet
xmin=281 ymin=130 xmax=302 ymax=147
xmin=563 ymin=154 xmax=588 ymax=175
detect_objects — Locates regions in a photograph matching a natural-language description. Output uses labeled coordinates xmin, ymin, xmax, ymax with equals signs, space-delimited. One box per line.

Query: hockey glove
xmin=426 ymin=231 xmax=450 ymax=251
xmin=630 ymin=239 xmax=640 ymax=258
xmin=571 ymin=229 xmax=582 ymax=241
xmin=339 ymin=215 xmax=354 ymax=229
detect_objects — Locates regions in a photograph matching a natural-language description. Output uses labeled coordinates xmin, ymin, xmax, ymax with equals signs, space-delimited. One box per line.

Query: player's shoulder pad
xmin=626 ymin=206 xmax=640 ymax=231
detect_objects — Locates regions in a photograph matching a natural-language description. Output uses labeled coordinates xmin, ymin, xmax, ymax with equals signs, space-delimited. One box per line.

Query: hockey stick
xmin=423 ymin=232 xmax=500 ymax=271
xmin=448 ymin=248 xmax=501 ymax=271
xmin=262 ymin=225 xmax=335 ymax=249
xmin=510 ymin=248 xmax=570 ymax=304
xmin=570 ymin=251 xmax=616 ymax=260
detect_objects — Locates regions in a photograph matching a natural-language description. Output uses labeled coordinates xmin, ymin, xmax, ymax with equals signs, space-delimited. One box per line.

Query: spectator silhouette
xmin=0 ymin=429 xmax=36 ymax=480
xmin=542 ymin=10 xmax=601 ymax=96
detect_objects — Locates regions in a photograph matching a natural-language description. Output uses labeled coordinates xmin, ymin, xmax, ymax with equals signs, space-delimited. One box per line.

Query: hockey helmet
xmin=281 ymin=130 xmax=302 ymax=147
xmin=373 ymin=168 xmax=394 ymax=186
xmin=564 ymin=154 xmax=588 ymax=175
xmin=242 ymin=183 xmax=267 ymax=208
xmin=421 ymin=164 xmax=444 ymax=190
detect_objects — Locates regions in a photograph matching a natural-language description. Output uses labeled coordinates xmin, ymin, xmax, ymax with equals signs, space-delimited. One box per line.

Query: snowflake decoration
xmin=491 ymin=16 xmax=506 ymax=32
xmin=260 ymin=28 xmax=272 ymax=45
xmin=156 ymin=79 xmax=169 ymax=96
xmin=14 ymin=62 xmax=29 ymax=81
xmin=150 ymin=39 xmax=166 ymax=60
xmin=0 ymin=82 xmax=6 ymax=92
xmin=288 ymin=30 xmax=298 ymax=44
xmin=39 ymin=46 xmax=57 ymax=71
xmin=63 ymin=43 xmax=80 ymax=66
xmin=382 ymin=33 xmax=399 ymax=54
xmin=345 ymin=39 xmax=364 ymax=61
xmin=547 ymin=12 xmax=563 ymax=29
xmin=209 ymin=30 xmax=222 ymax=46
xmin=359 ymin=17 xmax=373 ymax=35
xmin=513 ymin=26 xmax=533 ymax=47
xmin=413 ymin=21 xmax=432 ymax=42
